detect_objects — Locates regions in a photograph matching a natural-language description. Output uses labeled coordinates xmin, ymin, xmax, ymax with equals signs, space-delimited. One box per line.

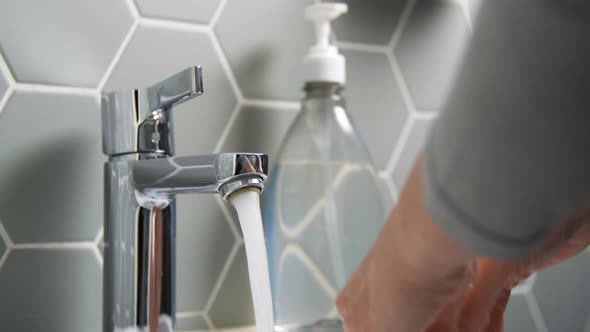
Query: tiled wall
xmin=0 ymin=0 xmax=588 ymax=331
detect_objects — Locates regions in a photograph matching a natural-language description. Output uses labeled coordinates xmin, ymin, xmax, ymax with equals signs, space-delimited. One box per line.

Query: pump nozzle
xmin=303 ymin=3 xmax=348 ymax=84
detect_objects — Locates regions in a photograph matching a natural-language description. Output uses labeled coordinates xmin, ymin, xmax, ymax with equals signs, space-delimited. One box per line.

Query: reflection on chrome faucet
xmin=102 ymin=67 xmax=268 ymax=332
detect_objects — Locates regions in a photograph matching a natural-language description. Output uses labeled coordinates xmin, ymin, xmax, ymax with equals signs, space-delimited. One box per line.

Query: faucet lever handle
xmin=146 ymin=66 xmax=203 ymax=112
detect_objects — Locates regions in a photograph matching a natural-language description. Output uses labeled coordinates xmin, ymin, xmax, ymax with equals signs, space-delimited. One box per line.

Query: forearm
xmin=337 ymin=157 xmax=474 ymax=332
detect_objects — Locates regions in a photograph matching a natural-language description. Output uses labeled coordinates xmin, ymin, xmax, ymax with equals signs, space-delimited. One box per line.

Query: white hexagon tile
xmin=0 ymin=0 xmax=588 ymax=331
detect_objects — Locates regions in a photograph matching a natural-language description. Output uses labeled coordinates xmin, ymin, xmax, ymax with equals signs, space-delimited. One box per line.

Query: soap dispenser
xmin=263 ymin=3 xmax=386 ymax=331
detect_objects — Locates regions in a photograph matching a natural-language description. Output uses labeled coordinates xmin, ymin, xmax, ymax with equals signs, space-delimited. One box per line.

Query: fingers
xmin=455 ymin=259 xmax=508 ymax=331
xmin=336 ymin=158 xmax=475 ymax=332
xmin=483 ymin=288 xmax=511 ymax=332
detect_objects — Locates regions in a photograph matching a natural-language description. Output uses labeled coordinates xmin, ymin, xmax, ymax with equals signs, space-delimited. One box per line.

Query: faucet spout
xmin=130 ymin=153 xmax=268 ymax=200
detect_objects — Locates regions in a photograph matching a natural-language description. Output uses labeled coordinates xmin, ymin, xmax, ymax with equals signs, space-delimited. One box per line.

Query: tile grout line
xmin=241 ymin=98 xmax=300 ymax=111
xmin=388 ymin=0 xmax=417 ymax=51
xmin=176 ymin=310 xmax=206 ymax=319
xmin=125 ymin=0 xmax=141 ymax=19
xmin=513 ymin=273 xmax=535 ymax=294
xmin=213 ymin=103 xmax=242 ymax=153
xmin=14 ymin=83 xmax=98 ymax=96
xmin=384 ymin=113 xmax=415 ymax=177
xmin=386 ymin=52 xmax=418 ymax=115
xmin=378 ymin=171 xmax=399 ymax=206
xmin=0 ymin=220 xmax=14 ymax=249
xmin=525 ymin=292 xmax=549 ymax=332
xmin=0 ymin=51 xmax=16 ymax=85
xmin=91 ymin=245 xmax=104 ymax=267
xmin=97 ymin=19 xmax=140 ymax=92
xmin=93 ymin=227 xmax=104 ymax=245
xmin=202 ymin=312 xmax=217 ymax=331
xmin=139 ymin=17 xmax=210 ymax=33
xmin=0 ymin=221 xmax=14 ymax=271
xmin=0 ymin=86 xmax=14 ymax=113
xmin=93 ymin=227 xmax=104 ymax=267
xmin=446 ymin=0 xmax=473 ymax=31
xmin=336 ymin=41 xmax=389 ymax=54
xmin=283 ymin=243 xmax=337 ymax=298
xmin=208 ymin=0 xmax=228 ymax=29
xmin=413 ymin=109 xmax=438 ymax=119
xmin=12 ymin=241 xmax=96 ymax=250
xmin=0 ymin=51 xmax=16 ymax=112
xmin=208 ymin=30 xmax=244 ymax=102
xmin=203 ymin=241 xmax=242 ymax=313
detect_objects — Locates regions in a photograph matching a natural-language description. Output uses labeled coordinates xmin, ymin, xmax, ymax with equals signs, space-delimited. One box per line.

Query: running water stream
xmin=230 ymin=190 xmax=275 ymax=332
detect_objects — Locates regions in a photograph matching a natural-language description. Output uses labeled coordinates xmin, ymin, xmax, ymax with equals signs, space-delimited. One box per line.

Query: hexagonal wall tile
xmin=135 ymin=0 xmax=221 ymax=24
xmin=176 ymin=195 xmax=236 ymax=311
xmin=0 ymin=91 xmax=103 ymax=243
xmin=533 ymin=251 xmax=590 ymax=332
xmin=343 ymin=49 xmax=409 ymax=169
xmin=394 ymin=0 xmax=470 ymax=111
xmin=215 ymin=0 xmax=314 ymax=100
xmin=332 ymin=0 xmax=408 ymax=45
xmin=391 ymin=117 xmax=433 ymax=188
xmin=208 ymin=245 xmax=255 ymax=328
xmin=0 ymin=249 xmax=101 ymax=331
xmin=504 ymin=295 xmax=538 ymax=332
xmin=0 ymin=0 xmax=134 ymax=87
xmin=104 ymin=24 xmax=237 ymax=156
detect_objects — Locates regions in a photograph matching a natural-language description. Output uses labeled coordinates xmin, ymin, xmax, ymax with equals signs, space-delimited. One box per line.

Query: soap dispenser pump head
xmin=303 ymin=2 xmax=348 ymax=84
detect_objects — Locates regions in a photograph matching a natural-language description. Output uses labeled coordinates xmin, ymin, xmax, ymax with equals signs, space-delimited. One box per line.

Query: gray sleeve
xmin=423 ymin=0 xmax=590 ymax=259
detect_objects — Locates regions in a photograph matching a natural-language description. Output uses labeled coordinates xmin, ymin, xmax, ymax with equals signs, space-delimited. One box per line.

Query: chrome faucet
xmin=101 ymin=67 xmax=268 ymax=332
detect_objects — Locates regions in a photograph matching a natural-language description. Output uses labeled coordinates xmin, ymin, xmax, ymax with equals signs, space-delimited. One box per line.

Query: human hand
xmin=336 ymin=158 xmax=590 ymax=332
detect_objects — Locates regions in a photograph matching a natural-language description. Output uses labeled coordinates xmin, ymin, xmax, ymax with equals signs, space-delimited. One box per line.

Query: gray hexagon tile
xmin=105 ymin=24 xmax=237 ymax=156
xmin=0 ymin=91 xmax=103 ymax=243
xmin=176 ymin=195 xmax=236 ymax=311
xmin=220 ymin=105 xmax=298 ymax=168
xmin=333 ymin=0 xmax=408 ymax=45
xmin=209 ymin=245 xmax=255 ymax=328
xmin=504 ymin=295 xmax=537 ymax=332
xmin=135 ymin=0 xmax=220 ymax=24
xmin=0 ymin=249 xmax=101 ymax=331
xmin=533 ymin=251 xmax=590 ymax=332
xmin=391 ymin=117 xmax=433 ymax=187
xmin=343 ymin=49 xmax=409 ymax=169
xmin=177 ymin=314 xmax=210 ymax=331
xmin=215 ymin=0 xmax=314 ymax=100
xmin=394 ymin=0 xmax=470 ymax=111
xmin=0 ymin=0 xmax=133 ymax=87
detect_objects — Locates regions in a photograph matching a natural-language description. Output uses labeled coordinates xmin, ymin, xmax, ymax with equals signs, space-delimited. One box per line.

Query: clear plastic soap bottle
xmin=263 ymin=3 xmax=386 ymax=331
